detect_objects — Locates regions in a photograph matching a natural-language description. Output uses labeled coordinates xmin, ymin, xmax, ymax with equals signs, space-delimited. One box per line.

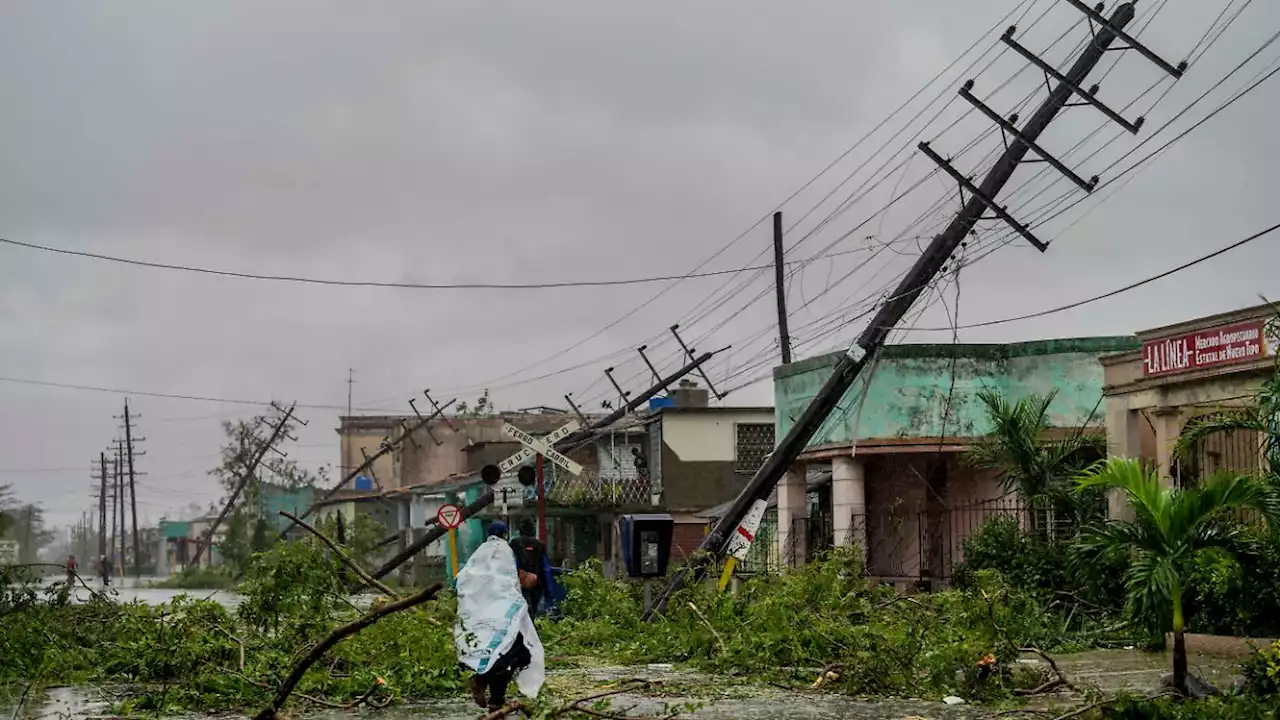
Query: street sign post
xmin=437 ymin=504 xmax=463 ymax=578
xmin=498 ymin=421 xmax=583 ymax=543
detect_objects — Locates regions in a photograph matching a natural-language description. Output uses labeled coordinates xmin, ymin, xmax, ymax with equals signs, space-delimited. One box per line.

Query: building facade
xmin=772 ymin=337 xmax=1139 ymax=587
xmin=1102 ymin=303 xmax=1278 ymax=514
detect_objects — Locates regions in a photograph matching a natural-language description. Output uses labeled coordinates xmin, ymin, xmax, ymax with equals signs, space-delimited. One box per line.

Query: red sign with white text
xmin=1142 ymin=320 xmax=1270 ymax=377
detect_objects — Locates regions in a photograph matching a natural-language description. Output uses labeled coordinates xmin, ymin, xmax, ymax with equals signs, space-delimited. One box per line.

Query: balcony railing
xmin=540 ymin=469 xmax=655 ymax=508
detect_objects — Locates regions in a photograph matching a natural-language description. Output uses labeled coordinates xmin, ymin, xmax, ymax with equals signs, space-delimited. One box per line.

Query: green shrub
xmin=1242 ymin=640 xmax=1280 ymax=696
xmin=1103 ymin=695 xmax=1280 ymax=719
xmin=952 ymin=516 xmax=1126 ymax=612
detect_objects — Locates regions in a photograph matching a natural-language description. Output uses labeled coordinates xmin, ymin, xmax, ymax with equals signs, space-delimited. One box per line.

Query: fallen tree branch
xmin=279 ymin=510 xmax=400 ymax=599
xmin=686 ymin=602 xmax=725 ymax=654
xmin=251 ymin=583 xmax=442 ymax=720
xmin=1013 ymin=646 xmax=1075 ymax=697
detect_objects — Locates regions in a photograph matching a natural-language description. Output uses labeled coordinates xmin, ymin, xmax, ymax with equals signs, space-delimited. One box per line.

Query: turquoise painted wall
xmin=774 ymin=338 xmax=1139 ymax=447
xmin=260 ymin=485 xmax=317 ymax=533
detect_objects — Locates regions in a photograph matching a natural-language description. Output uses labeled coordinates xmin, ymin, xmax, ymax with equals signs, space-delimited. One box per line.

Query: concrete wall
xmin=774 ymin=338 xmax=1139 ymax=451
xmin=658 ymin=407 xmax=775 ymax=513
xmin=661 ymin=408 xmax=774 ymax=460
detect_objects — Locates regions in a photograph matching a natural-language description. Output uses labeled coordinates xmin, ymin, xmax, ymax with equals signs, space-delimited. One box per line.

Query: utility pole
xmin=645 ymin=1 xmax=1183 ymax=619
xmin=96 ymin=452 xmax=107 ymax=560
xmin=122 ymin=400 xmax=143 ymax=578
xmin=347 ymin=368 xmax=355 ymax=417
xmin=772 ymin=211 xmax=792 ymax=365
xmin=116 ymin=440 xmax=127 ymax=577
xmin=191 ymin=403 xmax=298 ymax=566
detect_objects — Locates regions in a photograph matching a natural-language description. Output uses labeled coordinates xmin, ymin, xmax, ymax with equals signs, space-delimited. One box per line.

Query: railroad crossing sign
xmin=436 ymin=503 xmax=463 ymax=530
xmin=499 ymin=421 xmax=583 ymax=476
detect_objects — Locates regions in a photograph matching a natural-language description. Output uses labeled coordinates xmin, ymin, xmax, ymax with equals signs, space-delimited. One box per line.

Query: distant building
xmin=335 ymin=383 xmax=774 ymax=582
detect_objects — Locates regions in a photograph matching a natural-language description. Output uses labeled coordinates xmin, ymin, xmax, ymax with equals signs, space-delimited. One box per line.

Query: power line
xmin=0 ymin=375 xmax=397 ymax=411
xmin=0 ymin=236 xmax=879 ymax=291
xmin=424 ymin=0 xmax=1051 ymax=396
xmin=902 ymin=219 xmax=1280 ymax=332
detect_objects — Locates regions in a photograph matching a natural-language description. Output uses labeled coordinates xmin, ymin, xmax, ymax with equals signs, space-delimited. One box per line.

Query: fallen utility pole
xmin=644 ymin=1 xmax=1171 ymax=620
xmin=191 ymin=404 xmax=297 ymax=566
xmin=278 ymin=395 xmax=456 ymax=539
xmin=362 ymin=347 xmax=727 ymax=586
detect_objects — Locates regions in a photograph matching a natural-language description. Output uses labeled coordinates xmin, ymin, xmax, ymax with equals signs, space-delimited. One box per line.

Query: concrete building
xmin=1102 ymin=304 xmax=1278 ymax=513
xmin=771 ymin=337 xmax=1138 ymax=587
xmin=338 ymin=383 xmax=774 ymax=581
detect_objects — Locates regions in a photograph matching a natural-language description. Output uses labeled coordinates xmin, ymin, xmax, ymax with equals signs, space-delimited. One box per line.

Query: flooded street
xmin=1 ymin=649 xmax=1247 ymax=720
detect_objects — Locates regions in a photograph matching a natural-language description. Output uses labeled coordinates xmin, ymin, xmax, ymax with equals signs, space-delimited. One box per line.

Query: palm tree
xmin=966 ymin=389 xmax=1107 ymax=529
xmin=1071 ymin=457 xmax=1280 ymax=696
xmin=1174 ymin=358 xmax=1280 ymax=481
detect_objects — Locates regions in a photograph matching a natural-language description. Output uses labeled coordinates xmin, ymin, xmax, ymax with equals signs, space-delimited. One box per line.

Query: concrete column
xmin=1104 ymin=397 xmax=1142 ymax=520
xmin=1153 ymin=407 xmax=1182 ymax=489
xmin=831 ymin=456 xmax=867 ymax=554
xmin=156 ymin=536 xmax=169 ymax=576
xmin=775 ymin=464 xmax=808 ymax=568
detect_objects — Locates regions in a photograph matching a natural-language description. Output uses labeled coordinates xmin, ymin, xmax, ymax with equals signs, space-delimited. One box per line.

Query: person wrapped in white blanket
xmin=454 ymin=521 xmax=546 ymax=712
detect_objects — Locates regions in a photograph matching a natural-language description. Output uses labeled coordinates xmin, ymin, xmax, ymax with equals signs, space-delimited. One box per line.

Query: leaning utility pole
xmin=645 ymin=1 xmax=1184 ymax=619
xmin=364 ymin=347 xmax=729 ymax=585
xmin=772 ymin=211 xmax=792 ymax=365
xmin=191 ymin=403 xmax=298 ymax=566
xmin=278 ymin=395 xmax=456 ymax=539
xmin=122 ymin=400 xmax=144 ymax=578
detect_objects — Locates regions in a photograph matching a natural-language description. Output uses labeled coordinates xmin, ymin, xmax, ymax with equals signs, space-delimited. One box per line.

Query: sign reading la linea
xmin=1143 ymin=319 xmax=1273 ymax=377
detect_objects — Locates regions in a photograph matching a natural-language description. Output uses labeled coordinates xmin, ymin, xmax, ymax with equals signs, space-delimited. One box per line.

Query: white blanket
xmin=453 ymin=536 xmax=545 ymax=698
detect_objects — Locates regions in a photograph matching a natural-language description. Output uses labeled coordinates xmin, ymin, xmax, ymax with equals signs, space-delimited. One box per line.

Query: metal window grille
xmin=735 ymin=423 xmax=775 ymax=475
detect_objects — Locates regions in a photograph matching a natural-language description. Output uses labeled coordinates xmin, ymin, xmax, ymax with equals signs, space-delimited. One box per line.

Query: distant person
xmin=456 ymin=521 xmax=544 ymax=712
xmin=509 ymin=518 xmax=547 ymax=617
xmin=632 ymin=446 xmax=650 ymax=494
xmin=65 ymin=554 xmax=78 ymax=587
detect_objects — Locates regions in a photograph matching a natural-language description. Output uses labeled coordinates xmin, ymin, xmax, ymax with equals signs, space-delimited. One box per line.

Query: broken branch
xmin=1013 ymin=646 xmax=1075 ymax=697
xmin=279 ymin=510 xmax=400 ymax=599
xmin=251 ymin=583 xmax=441 ymax=720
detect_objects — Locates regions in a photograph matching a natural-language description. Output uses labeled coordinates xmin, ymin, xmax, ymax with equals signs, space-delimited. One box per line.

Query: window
xmin=735 ymin=422 xmax=775 ymax=475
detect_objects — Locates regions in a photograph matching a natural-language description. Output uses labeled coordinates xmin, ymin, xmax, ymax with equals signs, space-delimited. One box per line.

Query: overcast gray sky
xmin=2 ymin=0 xmax=1277 ymax=529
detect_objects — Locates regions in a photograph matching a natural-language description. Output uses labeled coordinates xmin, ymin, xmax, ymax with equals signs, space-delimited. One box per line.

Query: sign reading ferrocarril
xmin=1143 ymin=319 xmax=1272 ymax=377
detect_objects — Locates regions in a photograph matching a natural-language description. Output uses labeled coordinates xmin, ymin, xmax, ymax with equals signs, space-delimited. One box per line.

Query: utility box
xmin=619 ymin=514 xmax=673 ymax=578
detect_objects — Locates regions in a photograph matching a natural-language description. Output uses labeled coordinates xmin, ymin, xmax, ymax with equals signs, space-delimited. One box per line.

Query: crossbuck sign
xmin=499 ymin=421 xmax=583 ymax=476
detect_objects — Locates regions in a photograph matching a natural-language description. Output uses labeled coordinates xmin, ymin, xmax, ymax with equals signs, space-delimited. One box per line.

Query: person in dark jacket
xmin=509 ymin=518 xmax=547 ymax=617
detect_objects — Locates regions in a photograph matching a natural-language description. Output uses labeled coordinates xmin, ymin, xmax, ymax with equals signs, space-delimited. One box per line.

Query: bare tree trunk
xmin=1172 ymin=630 xmax=1188 ymax=697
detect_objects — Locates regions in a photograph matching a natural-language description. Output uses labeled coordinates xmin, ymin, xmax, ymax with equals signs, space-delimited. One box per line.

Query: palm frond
xmin=1124 ymin=549 xmax=1179 ymax=633
xmin=1173 ymin=409 xmax=1266 ymax=460
xmin=1170 ymin=471 xmax=1280 ymax=539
